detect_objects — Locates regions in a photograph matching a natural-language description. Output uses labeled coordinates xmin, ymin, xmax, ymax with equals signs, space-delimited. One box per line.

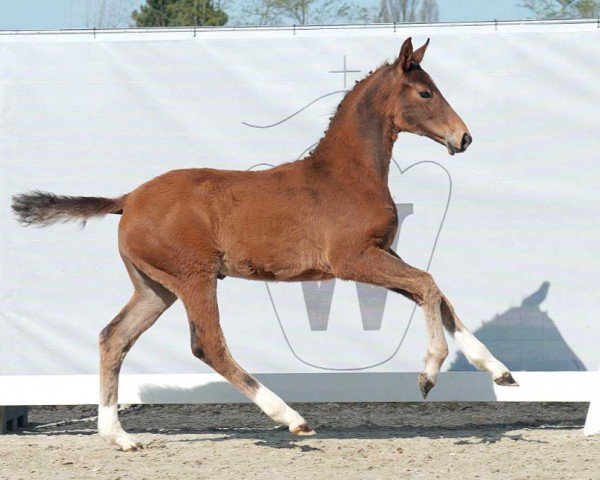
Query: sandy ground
xmin=1 ymin=402 xmax=598 ymax=480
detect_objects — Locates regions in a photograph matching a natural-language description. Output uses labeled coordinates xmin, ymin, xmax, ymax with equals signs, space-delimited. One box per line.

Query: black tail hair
xmin=11 ymin=191 xmax=124 ymax=227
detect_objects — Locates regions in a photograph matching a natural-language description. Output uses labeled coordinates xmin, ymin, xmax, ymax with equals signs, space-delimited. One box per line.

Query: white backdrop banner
xmin=1 ymin=21 xmax=599 ymax=404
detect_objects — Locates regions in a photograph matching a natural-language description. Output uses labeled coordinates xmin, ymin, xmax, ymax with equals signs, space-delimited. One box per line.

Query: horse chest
xmin=330 ymin=192 xmax=398 ymax=247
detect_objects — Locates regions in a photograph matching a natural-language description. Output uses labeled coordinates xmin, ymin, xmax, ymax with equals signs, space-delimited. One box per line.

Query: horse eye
xmin=419 ymin=91 xmax=432 ymax=99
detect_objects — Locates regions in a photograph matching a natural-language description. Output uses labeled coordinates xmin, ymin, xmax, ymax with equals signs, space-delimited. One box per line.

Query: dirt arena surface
xmin=1 ymin=402 xmax=598 ymax=480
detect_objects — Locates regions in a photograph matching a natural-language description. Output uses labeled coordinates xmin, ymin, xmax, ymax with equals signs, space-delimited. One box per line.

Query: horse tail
xmin=11 ymin=191 xmax=125 ymax=227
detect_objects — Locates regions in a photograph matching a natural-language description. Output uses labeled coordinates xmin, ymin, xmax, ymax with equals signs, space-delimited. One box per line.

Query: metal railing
xmin=0 ymin=17 xmax=597 ymax=36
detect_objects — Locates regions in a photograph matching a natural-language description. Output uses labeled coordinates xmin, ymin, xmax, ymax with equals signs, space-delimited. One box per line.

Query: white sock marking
xmin=98 ymin=405 xmax=140 ymax=451
xmin=253 ymin=385 xmax=306 ymax=430
xmin=98 ymin=405 xmax=121 ymax=436
xmin=455 ymin=329 xmax=508 ymax=378
xmin=424 ymin=360 xmax=442 ymax=383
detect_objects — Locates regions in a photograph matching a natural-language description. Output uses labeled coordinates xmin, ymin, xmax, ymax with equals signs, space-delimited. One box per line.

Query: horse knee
xmin=191 ymin=341 xmax=207 ymax=361
xmin=420 ymin=272 xmax=442 ymax=305
xmin=99 ymin=323 xmax=117 ymax=351
xmin=190 ymin=337 xmax=225 ymax=367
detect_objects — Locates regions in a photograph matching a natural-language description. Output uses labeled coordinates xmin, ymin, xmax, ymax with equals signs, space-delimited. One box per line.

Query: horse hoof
xmin=117 ymin=438 xmax=144 ymax=452
xmin=418 ymin=373 xmax=435 ymax=399
xmin=121 ymin=442 xmax=143 ymax=452
xmin=494 ymin=372 xmax=519 ymax=387
xmin=290 ymin=423 xmax=317 ymax=436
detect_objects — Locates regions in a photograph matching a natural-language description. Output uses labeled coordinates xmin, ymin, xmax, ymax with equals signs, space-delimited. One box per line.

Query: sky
xmin=0 ymin=0 xmax=533 ymax=30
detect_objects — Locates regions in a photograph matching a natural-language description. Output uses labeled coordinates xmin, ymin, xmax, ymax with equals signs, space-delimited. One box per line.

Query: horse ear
xmin=412 ymin=38 xmax=430 ymax=65
xmin=395 ymin=37 xmax=414 ymax=72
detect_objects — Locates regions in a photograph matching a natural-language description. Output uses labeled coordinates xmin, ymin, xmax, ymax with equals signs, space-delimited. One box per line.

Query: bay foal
xmin=12 ymin=38 xmax=517 ymax=451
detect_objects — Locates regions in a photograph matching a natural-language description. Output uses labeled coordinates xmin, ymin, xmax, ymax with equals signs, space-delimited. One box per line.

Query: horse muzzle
xmin=446 ymin=132 xmax=472 ymax=156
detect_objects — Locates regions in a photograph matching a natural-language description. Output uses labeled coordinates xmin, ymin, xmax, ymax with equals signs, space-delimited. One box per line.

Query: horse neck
xmin=311 ymin=67 xmax=396 ymax=183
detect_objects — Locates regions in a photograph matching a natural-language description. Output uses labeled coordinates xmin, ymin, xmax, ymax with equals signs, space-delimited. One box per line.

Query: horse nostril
xmin=461 ymin=133 xmax=472 ymax=151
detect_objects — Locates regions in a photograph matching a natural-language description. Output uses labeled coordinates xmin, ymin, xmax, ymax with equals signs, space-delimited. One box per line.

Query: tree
xmin=238 ymin=0 xmax=372 ymax=26
xmin=377 ymin=0 xmax=439 ymax=23
xmin=84 ymin=0 xmax=137 ymax=28
xmin=132 ymin=0 xmax=228 ymax=27
xmin=520 ymin=0 xmax=600 ymax=18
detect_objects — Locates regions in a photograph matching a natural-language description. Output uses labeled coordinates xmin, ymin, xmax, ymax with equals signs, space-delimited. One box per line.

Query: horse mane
xmin=306 ymin=62 xmax=394 ymax=161
xmin=329 ymin=62 xmax=392 ymax=120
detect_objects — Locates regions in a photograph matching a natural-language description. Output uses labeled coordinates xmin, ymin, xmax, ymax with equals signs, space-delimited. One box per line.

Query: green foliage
xmin=575 ymin=0 xmax=600 ymax=16
xmin=238 ymin=0 xmax=372 ymax=26
xmin=236 ymin=0 xmax=439 ymax=27
xmin=520 ymin=0 xmax=600 ymax=18
xmin=378 ymin=0 xmax=439 ymax=23
xmin=132 ymin=0 xmax=228 ymax=27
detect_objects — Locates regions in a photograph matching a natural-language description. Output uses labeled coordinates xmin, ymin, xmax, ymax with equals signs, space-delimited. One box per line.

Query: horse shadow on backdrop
xmin=449 ymin=282 xmax=586 ymax=373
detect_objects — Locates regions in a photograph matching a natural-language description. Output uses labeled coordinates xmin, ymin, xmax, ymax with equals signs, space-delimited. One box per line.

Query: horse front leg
xmin=332 ymin=246 xmax=518 ymax=397
xmin=438 ymin=293 xmax=518 ymax=386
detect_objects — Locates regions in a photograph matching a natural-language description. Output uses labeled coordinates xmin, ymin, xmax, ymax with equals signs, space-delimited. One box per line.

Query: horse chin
xmin=446 ymin=142 xmax=457 ymax=156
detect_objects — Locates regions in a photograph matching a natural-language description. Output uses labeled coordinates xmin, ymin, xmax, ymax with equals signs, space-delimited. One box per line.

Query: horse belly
xmin=219 ymin=247 xmax=331 ymax=282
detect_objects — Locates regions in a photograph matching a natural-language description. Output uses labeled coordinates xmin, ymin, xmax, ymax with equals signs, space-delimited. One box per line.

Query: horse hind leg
xmin=98 ymin=258 xmax=176 ymax=451
xmin=180 ymin=275 xmax=315 ymax=436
